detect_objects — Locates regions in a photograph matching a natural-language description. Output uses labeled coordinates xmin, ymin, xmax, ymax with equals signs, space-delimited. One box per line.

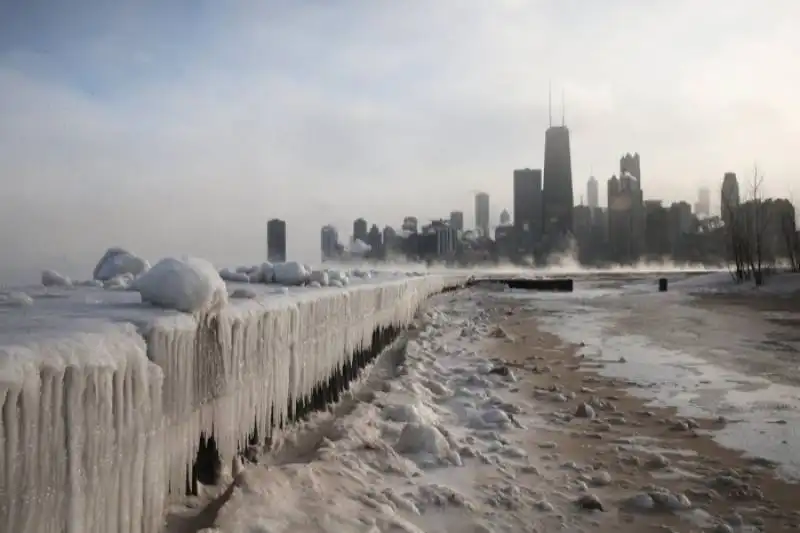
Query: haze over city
xmin=1 ymin=0 xmax=798 ymax=283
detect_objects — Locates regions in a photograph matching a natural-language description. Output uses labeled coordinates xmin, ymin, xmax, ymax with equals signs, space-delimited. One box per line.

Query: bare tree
xmin=780 ymin=193 xmax=799 ymax=272
xmin=745 ymin=164 xmax=772 ymax=285
xmin=721 ymin=177 xmax=749 ymax=282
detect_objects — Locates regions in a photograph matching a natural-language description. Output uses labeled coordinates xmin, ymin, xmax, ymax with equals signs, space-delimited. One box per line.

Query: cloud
xmin=0 ymin=0 xmax=798 ymax=283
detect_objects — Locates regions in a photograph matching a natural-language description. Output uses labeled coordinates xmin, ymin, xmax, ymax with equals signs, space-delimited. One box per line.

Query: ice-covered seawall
xmin=0 ymin=274 xmax=466 ymax=533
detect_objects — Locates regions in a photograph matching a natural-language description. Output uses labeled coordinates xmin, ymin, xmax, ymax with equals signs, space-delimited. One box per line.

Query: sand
xmin=488 ymin=297 xmax=800 ymax=532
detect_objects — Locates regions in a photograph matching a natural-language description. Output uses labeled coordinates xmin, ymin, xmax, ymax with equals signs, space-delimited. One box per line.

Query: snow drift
xmin=0 ymin=271 xmax=467 ymax=533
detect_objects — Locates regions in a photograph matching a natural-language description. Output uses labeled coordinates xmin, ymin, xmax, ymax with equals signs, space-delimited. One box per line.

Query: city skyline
xmin=1 ymin=2 xmax=798 ymax=282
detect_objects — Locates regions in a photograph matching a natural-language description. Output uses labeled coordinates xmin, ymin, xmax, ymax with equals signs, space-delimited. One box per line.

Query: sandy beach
xmin=488 ymin=296 xmax=800 ymax=532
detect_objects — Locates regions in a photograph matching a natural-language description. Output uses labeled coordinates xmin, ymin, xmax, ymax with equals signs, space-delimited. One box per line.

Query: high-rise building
xmin=695 ymin=187 xmax=711 ymax=217
xmin=587 ymin=176 xmax=599 ymax=210
xmin=353 ymin=218 xmax=368 ymax=243
xmin=721 ymin=172 xmax=740 ymax=224
xmin=475 ymin=192 xmax=490 ymax=237
xmin=619 ymin=153 xmax=641 ymax=184
xmin=367 ymin=224 xmax=383 ymax=255
xmin=513 ymin=168 xmax=543 ymax=254
xmin=607 ymin=174 xmax=644 ymax=263
xmin=499 ymin=209 xmax=511 ymax=226
xmin=542 ymin=125 xmax=574 ymax=243
xmin=320 ymin=225 xmax=339 ymax=261
xmin=267 ymin=218 xmax=287 ymax=263
xmin=449 ymin=211 xmax=464 ymax=233
xmin=402 ymin=216 xmax=418 ymax=233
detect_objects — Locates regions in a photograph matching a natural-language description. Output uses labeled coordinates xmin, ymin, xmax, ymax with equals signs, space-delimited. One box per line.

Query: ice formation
xmin=0 ymin=270 xmax=466 ymax=533
xmin=93 ymin=247 xmax=150 ymax=282
xmin=41 ymin=269 xmax=72 ymax=287
xmin=132 ymin=257 xmax=229 ymax=313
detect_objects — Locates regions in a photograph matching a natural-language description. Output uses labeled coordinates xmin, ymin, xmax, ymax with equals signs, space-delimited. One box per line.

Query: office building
xmin=449 ymin=211 xmax=464 ymax=233
xmin=475 ymin=192 xmax=490 ymax=237
xmin=696 ymin=187 xmax=711 ymax=217
xmin=587 ymin=176 xmax=599 ymax=210
xmin=721 ymin=172 xmax=740 ymax=223
xmin=353 ymin=218 xmax=368 ymax=243
xmin=542 ymin=125 xmax=574 ymax=242
xmin=513 ymin=168 xmax=543 ymax=254
xmin=267 ymin=218 xmax=287 ymax=263
xmin=321 ymin=225 xmax=339 ymax=261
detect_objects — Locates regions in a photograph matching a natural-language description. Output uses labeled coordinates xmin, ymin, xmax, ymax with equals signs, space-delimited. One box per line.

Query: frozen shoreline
xmin=0 ymin=272 xmax=466 ymax=533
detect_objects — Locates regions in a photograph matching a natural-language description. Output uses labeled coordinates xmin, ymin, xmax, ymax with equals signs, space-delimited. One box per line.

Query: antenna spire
xmin=561 ymin=88 xmax=565 ymax=127
xmin=548 ymin=81 xmax=552 ymax=127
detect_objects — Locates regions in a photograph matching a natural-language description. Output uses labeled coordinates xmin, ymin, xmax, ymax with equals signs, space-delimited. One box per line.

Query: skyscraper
xmin=513 ymin=168 xmax=543 ymax=254
xmin=499 ymin=209 xmax=511 ymax=226
xmin=542 ymin=125 xmax=574 ymax=242
xmin=475 ymin=192 xmax=490 ymax=237
xmin=321 ymin=225 xmax=339 ymax=261
xmin=721 ymin=172 xmax=740 ymax=224
xmin=449 ymin=211 xmax=464 ymax=233
xmin=695 ymin=187 xmax=711 ymax=217
xmin=619 ymin=153 xmax=641 ymax=184
xmin=267 ymin=218 xmax=287 ymax=263
xmin=353 ymin=218 xmax=368 ymax=243
xmin=587 ymin=176 xmax=599 ymax=209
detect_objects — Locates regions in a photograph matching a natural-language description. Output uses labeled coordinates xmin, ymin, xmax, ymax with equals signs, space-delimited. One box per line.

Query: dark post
xmin=658 ymin=278 xmax=668 ymax=292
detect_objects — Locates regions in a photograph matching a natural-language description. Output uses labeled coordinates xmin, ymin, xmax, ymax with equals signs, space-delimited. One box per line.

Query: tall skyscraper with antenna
xmin=542 ymin=85 xmax=574 ymax=249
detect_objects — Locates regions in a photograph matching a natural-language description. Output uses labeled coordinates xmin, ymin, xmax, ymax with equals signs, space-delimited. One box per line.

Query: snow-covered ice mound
xmin=93 ymin=247 xmax=150 ymax=281
xmin=219 ymin=267 xmax=251 ymax=283
xmin=273 ymin=261 xmax=310 ymax=286
xmin=132 ymin=256 xmax=228 ymax=313
xmin=41 ymin=269 xmax=71 ymax=287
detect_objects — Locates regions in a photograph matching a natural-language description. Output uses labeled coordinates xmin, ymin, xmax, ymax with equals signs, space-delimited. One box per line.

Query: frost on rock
xmin=41 ymin=268 xmax=72 ymax=287
xmin=93 ymin=247 xmax=150 ymax=281
xmin=132 ymin=257 xmax=228 ymax=313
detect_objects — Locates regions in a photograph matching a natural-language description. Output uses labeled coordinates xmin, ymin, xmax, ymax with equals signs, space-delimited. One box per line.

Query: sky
xmin=1 ymin=0 xmax=799 ymax=283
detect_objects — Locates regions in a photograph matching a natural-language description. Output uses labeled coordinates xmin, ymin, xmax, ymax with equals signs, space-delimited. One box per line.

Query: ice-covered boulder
xmin=273 ymin=261 xmax=309 ymax=286
xmin=327 ymin=269 xmax=349 ymax=286
xmin=309 ymin=269 xmax=329 ymax=287
xmin=132 ymin=257 xmax=228 ymax=313
xmin=41 ymin=269 xmax=72 ymax=287
xmin=93 ymin=247 xmax=150 ymax=281
xmin=0 ymin=291 xmax=34 ymax=306
xmin=219 ymin=268 xmax=251 ymax=283
xmin=259 ymin=262 xmax=275 ymax=284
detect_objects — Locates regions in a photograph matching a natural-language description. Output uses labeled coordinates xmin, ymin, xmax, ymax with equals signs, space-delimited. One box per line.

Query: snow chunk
xmin=273 ymin=261 xmax=309 ymax=286
xmin=219 ymin=268 xmax=251 ymax=283
xmin=0 ymin=291 xmax=34 ymax=306
xmin=309 ymin=269 xmax=330 ymax=286
xmin=41 ymin=269 xmax=72 ymax=287
xmin=93 ymin=247 xmax=150 ymax=281
xmin=394 ymin=422 xmax=460 ymax=467
xmin=230 ymin=288 xmax=258 ymax=299
xmin=132 ymin=257 xmax=228 ymax=313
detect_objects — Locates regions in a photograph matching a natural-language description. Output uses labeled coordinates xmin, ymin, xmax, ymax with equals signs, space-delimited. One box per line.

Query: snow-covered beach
xmin=3 ymin=261 xmax=800 ymax=532
xmin=166 ymin=271 xmax=800 ymax=533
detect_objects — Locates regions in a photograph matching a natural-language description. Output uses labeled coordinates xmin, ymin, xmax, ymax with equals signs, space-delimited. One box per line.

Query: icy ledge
xmin=0 ymin=273 xmax=466 ymax=533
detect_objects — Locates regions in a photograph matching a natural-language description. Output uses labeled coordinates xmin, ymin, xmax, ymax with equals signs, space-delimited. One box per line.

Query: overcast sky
xmin=1 ymin=0 xmax=798 ymax=282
